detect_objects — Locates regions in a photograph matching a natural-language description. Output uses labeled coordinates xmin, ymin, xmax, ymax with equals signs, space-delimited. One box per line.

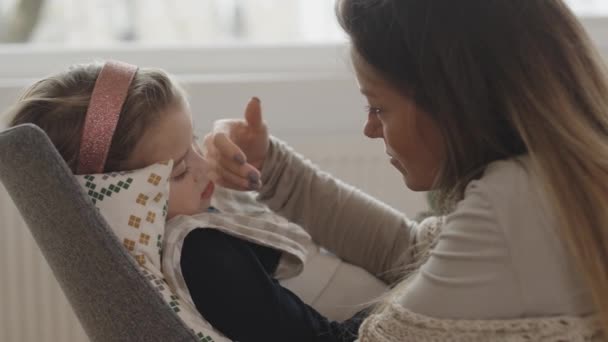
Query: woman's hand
xmin=202 ymin=97 xmax=269 ymax=191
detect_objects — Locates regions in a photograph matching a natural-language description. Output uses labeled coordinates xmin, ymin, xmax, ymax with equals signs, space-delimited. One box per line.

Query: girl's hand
xmin=202 ymin=97 xmax=269 ymax=191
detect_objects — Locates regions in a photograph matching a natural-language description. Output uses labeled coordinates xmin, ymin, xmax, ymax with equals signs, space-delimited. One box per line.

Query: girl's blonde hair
xmin=5 ymin=61 xmax=185 ymax=173
xmin=338 ymin=0 xmax=608 ymax=333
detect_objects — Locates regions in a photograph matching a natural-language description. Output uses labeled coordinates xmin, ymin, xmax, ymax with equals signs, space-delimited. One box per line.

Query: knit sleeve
xmin=256 ymin=137 xmax=418 ymax=283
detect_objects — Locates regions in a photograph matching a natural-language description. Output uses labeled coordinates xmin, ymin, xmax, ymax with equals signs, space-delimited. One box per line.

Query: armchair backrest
xmin=0 ymin=124 xmax=198 ymax=342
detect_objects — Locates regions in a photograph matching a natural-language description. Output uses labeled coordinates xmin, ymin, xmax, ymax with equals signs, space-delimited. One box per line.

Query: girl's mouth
xmin=201 ymin=181 xmax=215 ymax=199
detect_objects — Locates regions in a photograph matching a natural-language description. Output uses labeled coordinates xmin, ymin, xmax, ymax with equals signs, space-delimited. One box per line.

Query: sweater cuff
xmin=257 ymin=136 xmax=290 ymax=201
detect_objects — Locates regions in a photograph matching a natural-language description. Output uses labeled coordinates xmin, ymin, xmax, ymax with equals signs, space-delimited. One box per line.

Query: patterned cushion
xmin=76 ymin=162 xmax=170 ymax=269
xmin=75 ymin=162 xmax=229 ymax=342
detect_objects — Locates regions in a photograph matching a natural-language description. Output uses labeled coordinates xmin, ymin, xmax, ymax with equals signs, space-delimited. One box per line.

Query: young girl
xmin=5 ymin=61 xmax=387 ymax=342
xmin=204 ymin=0 xmax=608 ymax=340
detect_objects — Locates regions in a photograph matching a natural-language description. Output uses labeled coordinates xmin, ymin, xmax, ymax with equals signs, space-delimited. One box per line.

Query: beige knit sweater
xmin=257 ymin=138 xmax=603 ymax=341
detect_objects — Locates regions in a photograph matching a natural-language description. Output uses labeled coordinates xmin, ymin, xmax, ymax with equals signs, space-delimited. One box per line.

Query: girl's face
xmin=128 ymin=100 xmax=214 ymax=220
xmin=353 ymin=57 xmax=444 ymax=191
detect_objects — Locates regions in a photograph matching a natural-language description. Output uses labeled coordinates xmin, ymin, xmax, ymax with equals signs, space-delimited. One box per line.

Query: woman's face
xmin=353 ymin=56 xmax=444 ymax=191
xmin=128 ymin=101 xmax=215 ymax=220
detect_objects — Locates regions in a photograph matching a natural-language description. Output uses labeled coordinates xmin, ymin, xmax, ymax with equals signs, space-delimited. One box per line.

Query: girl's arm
xmin=257 ymin=137 xmax=419 ymax=283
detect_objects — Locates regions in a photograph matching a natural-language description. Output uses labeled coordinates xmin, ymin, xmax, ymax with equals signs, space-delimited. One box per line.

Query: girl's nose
xmin=363 ymin=114 xmax=383 ymax=139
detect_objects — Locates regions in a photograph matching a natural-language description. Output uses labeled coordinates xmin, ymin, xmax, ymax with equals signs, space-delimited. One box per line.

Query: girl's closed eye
xmin=172 ymin=167 xmax=190 ymax=181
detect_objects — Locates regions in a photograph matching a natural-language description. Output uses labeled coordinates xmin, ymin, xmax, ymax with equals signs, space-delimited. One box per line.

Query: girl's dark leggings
xmin=180 ymin=228 xmax=369 ymax=342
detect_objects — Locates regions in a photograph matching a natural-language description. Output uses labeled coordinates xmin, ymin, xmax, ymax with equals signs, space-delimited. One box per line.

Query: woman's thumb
xmin=244 ymin=97 xmax=263 ymax=129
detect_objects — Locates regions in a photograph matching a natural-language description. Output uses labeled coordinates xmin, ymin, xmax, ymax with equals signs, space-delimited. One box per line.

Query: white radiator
xmin=0 ymin=183 xmax=89 ymax=342
xmin=0 ymin=136 xmax=427 ymax=342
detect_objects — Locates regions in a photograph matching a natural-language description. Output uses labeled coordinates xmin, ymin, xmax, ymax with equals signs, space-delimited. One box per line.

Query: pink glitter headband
xmin=77 ymin=61 xmax=138 ymax=174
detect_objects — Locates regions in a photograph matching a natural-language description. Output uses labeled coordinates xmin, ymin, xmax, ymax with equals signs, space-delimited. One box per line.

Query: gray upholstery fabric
xmin=0 ymin=124 xmax=199 ymax=342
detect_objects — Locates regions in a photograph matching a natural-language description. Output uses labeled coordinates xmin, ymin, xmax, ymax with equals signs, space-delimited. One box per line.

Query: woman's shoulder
xmin=468 ymin=155 xmax=534 ymax=199
xmin=459 ymin=154 xmax=553 ymax=244
xmin=460 ymin=155 xmax=545 ymax=222
xmin=450 ymin=155 xmax=537 ymax=225
xmin=458 ymin=155 xmax=593 ymax=316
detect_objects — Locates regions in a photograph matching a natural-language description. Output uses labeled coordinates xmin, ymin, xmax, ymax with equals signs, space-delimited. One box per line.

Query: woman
xmin=204 ymin=0 xmax=608 ymax=340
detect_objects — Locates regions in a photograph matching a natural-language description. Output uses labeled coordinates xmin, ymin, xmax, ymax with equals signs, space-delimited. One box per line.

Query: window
xmin=0 ymin=0 xmax=606 ymax=48
xmin=0 ymin=0 xmax=345 ymax=45
xmin=0 ymin=0 xmax=605 ymax=80
xmin=565 ymin=0 xmax=608 ymax=16
xmin=565 ymin=0 xmax=608 ymax=50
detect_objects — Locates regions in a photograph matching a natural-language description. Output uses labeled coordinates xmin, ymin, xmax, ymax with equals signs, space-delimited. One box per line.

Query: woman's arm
xmin=257 ymin=137 xmax=418 ymax=283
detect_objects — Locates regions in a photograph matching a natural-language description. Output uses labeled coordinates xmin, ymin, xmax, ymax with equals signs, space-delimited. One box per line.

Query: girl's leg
xmin=180 ymin=228 xmax=367 ymax=342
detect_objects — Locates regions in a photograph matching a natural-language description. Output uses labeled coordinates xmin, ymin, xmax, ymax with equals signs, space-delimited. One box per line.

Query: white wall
xmin=0 ymin=43 xmax=435 ymax=216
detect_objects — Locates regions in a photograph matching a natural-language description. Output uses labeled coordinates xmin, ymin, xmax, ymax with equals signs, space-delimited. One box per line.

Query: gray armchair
xmin=0 ymin=124 xmax=199 ymax=342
